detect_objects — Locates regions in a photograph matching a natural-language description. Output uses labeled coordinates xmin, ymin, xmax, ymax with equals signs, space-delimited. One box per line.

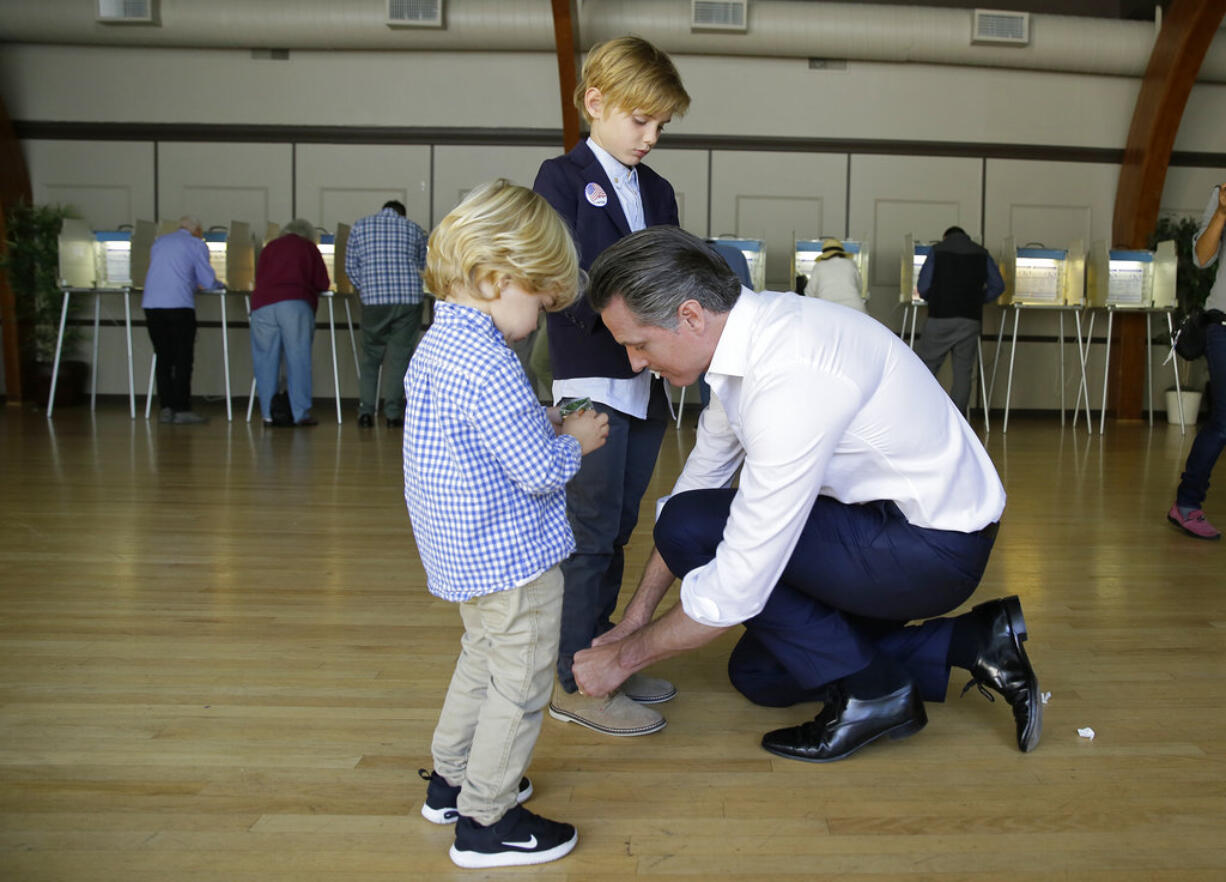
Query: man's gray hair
xmin=587 ymin=226 xmax=742 ymax=329
xmin=177 ymin=215 xmax=202 ymax=235
xmin=281 ymin=218 xmax=318 ymax=242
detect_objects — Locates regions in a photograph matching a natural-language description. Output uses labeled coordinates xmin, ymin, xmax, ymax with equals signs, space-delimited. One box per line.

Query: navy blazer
xmin=534 ymin=142 xmax=679 ymax=380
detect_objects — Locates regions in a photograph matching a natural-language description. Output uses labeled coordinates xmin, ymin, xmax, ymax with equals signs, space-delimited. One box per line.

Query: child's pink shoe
xmin=1167 ymin=505 xmax=1221 ymax=540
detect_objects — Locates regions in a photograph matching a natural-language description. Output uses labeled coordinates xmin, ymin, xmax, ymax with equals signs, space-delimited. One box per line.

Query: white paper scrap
xmin=1041 ymin=691 xmax=1051 ymax=705
xmin=1077 ymin=726 xmax=1095 ymax=740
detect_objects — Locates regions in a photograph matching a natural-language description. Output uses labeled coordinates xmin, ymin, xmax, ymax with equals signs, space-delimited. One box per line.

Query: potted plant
xmin=1149 ymin=213 xmax=1217 ymax=424
xmin=1 ymin=202 xmax=88 ymax=406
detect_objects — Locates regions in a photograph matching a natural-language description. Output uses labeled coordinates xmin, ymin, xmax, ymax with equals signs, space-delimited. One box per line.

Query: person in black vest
xmin=914 ymin=226 xmax=1005 ymax=413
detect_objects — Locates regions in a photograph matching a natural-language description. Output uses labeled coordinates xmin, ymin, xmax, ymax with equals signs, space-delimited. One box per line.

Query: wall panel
xmin=431 ymin=145 xmax=557 ymax=226
xmin=711 ymin=151 xmax=847 ymax=290
xmin=297 ymin=143 xmax=431 ymax=230
xmin=158 ymin=142 xmax=292 ymax=231
xmin=23 ymin=140 xmax=155 ymax=228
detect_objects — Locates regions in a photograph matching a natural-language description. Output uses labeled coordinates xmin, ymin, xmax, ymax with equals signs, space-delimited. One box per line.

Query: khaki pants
xmin=430 ymin=567 xmax=563 ymax=826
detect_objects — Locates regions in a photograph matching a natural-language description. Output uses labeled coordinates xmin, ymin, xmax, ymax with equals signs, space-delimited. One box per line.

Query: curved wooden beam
xmin=1110 ymin=0 xmax=1225 ymax=420
xmin=1 ymin=93 xmax=34 ymax=406
xmin=549 ymin=0 xmax=582 ymax=152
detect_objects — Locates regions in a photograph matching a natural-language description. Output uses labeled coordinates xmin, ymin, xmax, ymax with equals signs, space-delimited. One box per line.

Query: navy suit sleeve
xmin=984 ymin=256 xmax=1005 ymax=301
xmin=917 ymin=255 xmax=934 ymax=298
xmin=534 ymin=160 xmax=578 ymax=234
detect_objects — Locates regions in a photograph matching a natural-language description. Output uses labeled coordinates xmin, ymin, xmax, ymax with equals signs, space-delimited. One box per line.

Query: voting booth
xmin=999 ymin=239 xmax=1086 ymax=307
xmin=333 ymin=222 xmax=355 ymax=294
xmin=794 ymin=238 xmax=871 ymax=302
xmin=200 ymin=221 xmax=256 ymax=291
xmin=899 ymin=235 xmax=933 ymax=305
xmin=711 ymin=237 xmax=766 ymax=291
xmin=1086 ymin=241 xmax=1176 ymax=310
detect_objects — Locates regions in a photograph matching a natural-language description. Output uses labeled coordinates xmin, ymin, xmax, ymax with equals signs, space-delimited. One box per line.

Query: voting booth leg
xmin=977 ymin=338 xmax=990 ymax=432
xmin=90 ymin=294 xmax=101 ymax=411
xmin=344 ymin=299 xmax=361 ymax=395
xmin=1071 ymin=311 xmax=1093 ymax=435
xmin=46 ymin=290 xmax=72 ymax=419
xmin=327 ymin=296 xmax=342 ymax=424
xmin=1169 ymin=311 xmax=1186 ymax=434
xmin=123 ymin=288 xmax=135 ymax=418
xmin=1002 ymin=308 xmax=1021 ymax=433
xmin=144 ymin=353 xmax=156 ymax=419
xmin=988 ymin=315 xmax=1007 ymax=409
xmin=1099 ymin=310 xmax=1115 ymax=435
xmin=1058 ymin=312 xmax=1066 ymax=426
xmin=219 ymin=293 xmax=232 ymax=422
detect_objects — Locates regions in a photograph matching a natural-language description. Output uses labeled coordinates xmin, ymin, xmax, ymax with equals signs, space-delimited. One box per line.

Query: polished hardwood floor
xmin=1 ymin=401 xmax=1224 ymax=881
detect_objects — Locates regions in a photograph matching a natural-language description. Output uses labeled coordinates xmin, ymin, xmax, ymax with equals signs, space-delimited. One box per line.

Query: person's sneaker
xmin=172 ymin=410 xmax=208 ymax=425
xmin=418 ymin=768 xmax=532 ymax=825
xmin=622 ymin=672 xmax=677 ymax=704
xmin=449 ymin=804 xmax=577 ymax=869
xmin=548 ymin=682 xmax=666 ymax=736
xmin=1167 ymin=504 xmax=1221 ymax=540
xmin=158 ymin=407 xmax=174 ymax=423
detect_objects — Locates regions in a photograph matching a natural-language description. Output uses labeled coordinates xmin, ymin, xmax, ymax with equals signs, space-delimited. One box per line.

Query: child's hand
xmin=562 ymin=409 xmax=609 ymax=455
xmin=545 ymin=406 xmax=564 ymax=432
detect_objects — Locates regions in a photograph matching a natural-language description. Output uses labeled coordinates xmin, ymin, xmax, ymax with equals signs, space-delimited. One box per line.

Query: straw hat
xmin=816 ymin=237 xmax=847 ymax=261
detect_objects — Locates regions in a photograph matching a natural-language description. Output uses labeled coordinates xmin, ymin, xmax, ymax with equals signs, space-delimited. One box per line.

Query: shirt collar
xmin=706 ymin=286 xmax=760 ymax=380
xmin=434 ymin=300 xmax=503 ymax=344
xmin=586 ymin=137 xmax=636 ymax=189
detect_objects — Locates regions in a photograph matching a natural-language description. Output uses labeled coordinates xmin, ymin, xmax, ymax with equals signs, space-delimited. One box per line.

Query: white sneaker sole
xmin=449 ymin=829 xmax=578 ymax=868
xmin=547 ymin=704 xmax=667 ymax=736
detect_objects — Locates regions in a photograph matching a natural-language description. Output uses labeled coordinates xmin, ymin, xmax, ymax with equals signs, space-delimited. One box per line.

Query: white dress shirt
xmin=671 ymin=289 xmax=1006 ymax=628
xmin=552 ymin=138 xmax=653 ymax=418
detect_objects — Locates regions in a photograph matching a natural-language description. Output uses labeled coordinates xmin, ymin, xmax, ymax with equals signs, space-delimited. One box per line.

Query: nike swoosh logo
xmin=501 ymin=835 xmax=538 ymax=849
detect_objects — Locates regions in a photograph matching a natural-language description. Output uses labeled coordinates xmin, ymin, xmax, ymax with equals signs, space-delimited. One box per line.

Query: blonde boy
xmin=404 ymin=179 xmax=608 ymax=869
xmin=532 ymin=36 xmax=691 ymax=736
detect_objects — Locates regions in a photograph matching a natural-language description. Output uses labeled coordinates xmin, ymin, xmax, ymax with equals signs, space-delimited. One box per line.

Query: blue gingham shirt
xmin=403 ymin=301 xmax=583 ymax=601
xmin=344 ymin=208 xmax=428 ymax=306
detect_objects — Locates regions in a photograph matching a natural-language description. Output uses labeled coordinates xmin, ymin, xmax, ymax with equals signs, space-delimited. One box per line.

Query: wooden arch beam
xmin=549 ymin=0 xmax=582 ymax=152
xmin=1109 ymin=0 xmax=1226 ymax=420
xmin=0 ymin=93 xmax=33 ymax=406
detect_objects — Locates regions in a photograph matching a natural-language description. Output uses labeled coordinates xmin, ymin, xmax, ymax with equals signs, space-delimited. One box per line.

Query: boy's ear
xmin=583 ymin=87 xmax=606 ymax=120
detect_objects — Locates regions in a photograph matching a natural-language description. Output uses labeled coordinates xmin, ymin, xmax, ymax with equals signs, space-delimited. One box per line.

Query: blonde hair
xmin=574 ymin=36 xmax=690 ymax=123
xmin=425 ymin=179 xmax=581 ymax=311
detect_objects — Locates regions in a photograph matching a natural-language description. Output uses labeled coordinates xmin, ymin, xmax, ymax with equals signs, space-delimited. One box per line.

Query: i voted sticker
xmin=584 ymin=182 xmax=608 ymax=207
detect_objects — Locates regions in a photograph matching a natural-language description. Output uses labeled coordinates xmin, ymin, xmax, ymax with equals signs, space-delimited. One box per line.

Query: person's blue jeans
xmin=654 ymin=489 xmax=998 ymax=705
xmin=555 ymin=400 xmax=668 ymax=690
xmin=250 ymin=299 xmax=316 ymax=422
xmin=1177 ymin=322 xmax=1226 ymax=510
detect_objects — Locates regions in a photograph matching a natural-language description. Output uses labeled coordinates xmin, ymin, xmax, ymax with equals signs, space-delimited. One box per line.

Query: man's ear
xmin=677 ymin=299 xmax=704 ymax=331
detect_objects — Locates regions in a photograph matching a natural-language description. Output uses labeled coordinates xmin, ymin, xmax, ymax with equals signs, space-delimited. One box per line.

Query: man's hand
xmin=572 ymin=641 xmax=630 ymax=698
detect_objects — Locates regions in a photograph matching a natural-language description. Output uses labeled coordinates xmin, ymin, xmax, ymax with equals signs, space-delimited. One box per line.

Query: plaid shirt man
xmin=345 ymin=207 xmax=428 ymax=305
xmin=403 ymin=301 xmax=582 ymax=602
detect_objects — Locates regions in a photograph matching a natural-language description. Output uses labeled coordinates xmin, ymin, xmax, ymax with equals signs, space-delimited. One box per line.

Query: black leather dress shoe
xmin=960 ymin=595 xmax=1042 ymax=753
xmin=386 ymin=417 xmax=404 ymax=428
xmin=760 ymin=680 xmax=927 ymax=763
xmin=357 ymin=414 xmax=374 ymax=428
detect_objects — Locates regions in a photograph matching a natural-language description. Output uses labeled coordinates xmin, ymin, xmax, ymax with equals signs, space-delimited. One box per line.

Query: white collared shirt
xmin=552 ymin=137 xmax=652 ymax=417
xmin=670 ymin=289 xmax=1006 ymax=628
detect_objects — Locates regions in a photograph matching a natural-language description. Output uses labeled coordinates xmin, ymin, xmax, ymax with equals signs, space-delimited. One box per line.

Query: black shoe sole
xmin=761 ymin=710 xmax=928 ymax=764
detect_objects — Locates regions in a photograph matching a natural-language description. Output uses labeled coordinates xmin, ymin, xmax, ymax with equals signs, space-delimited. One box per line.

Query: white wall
xmin=3 ymin=42 xmax=1225 ymax=412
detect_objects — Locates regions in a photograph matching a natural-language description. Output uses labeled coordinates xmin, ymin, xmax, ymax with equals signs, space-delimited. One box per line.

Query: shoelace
xmin=960 ymin=678 xmax=995 ymax=702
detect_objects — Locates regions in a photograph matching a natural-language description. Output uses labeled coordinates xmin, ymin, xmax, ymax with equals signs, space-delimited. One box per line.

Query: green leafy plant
xmin=1 ymin=202 xmax=81 ymax=364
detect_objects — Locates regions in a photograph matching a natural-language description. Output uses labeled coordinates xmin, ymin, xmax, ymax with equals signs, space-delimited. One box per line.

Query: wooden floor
xmin=1 ymin=401 xmax=1224 ymax=881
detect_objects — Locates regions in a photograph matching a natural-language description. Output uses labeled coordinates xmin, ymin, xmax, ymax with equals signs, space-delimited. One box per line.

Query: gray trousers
xmin=915 ymin=316 xmax=980 ymax=413
xmin=358 ymin=303 xmax=422 ymax=419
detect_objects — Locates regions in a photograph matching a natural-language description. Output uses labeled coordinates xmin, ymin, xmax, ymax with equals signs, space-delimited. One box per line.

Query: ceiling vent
xmin=387 ymin=0 xmax=444 ymax=28
xmin=972 ymin=9 xmax=1030 ymax=45
xmin=97 ymin=0 xmax=155 ymax=24
xmin=692 ymin=0 xmax=748 ymax=33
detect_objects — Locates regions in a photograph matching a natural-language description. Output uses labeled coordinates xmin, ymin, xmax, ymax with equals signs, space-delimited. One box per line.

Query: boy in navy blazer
xmin=533 ymin=36 xmax=690 ymax=737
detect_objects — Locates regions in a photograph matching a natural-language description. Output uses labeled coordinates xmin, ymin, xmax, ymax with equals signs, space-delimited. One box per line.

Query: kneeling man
xmin=572 ymin=227 xmax=1041 ymax=761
